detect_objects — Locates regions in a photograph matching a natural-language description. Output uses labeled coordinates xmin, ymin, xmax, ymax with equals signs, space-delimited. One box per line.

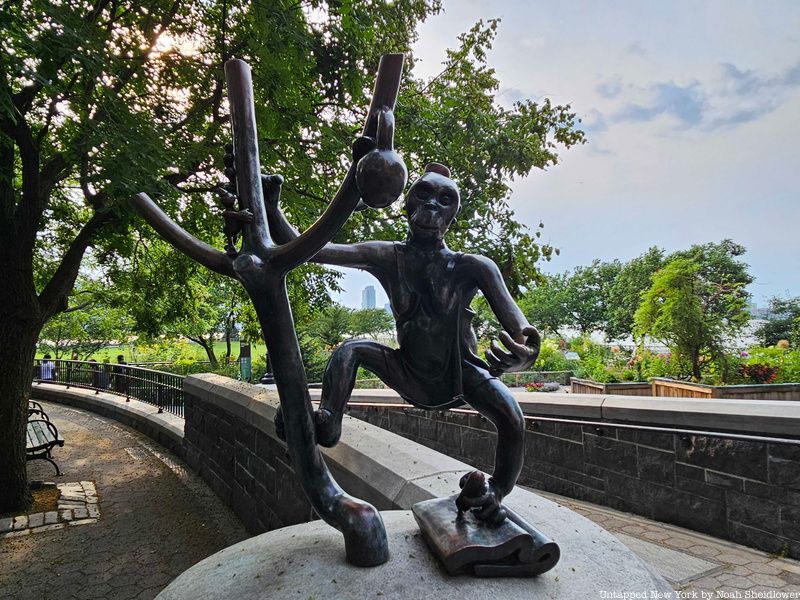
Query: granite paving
xmin=0 ymin=402 xmax=248 ymax=600
xmin=535 ymin=489 xmax=800 ymax=595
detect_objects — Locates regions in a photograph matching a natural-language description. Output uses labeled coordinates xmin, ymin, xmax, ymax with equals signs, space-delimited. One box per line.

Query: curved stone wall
xmin=339 ymin=389 xmax=800 ymax=559
xmin=34 ymin=376 xmax=800 ymax=562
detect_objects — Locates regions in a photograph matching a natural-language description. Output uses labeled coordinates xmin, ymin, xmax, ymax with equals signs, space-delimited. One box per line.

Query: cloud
xmin=605 ymin=59 xmax=800 ymax=132
xmin=498 ymin=86 xmax=528 ymax=106
xmin=720 ymin=63 xmax=763 ymax=95
xmin=596 ymin=76 xmax=623 ymax=99
xmin=581 ymin=108 xmax=608 ymax=134
xmin=624 ymin=41 xmax=647 ymax=56
xmin=612 ymin=81 xmax=705 ymax=127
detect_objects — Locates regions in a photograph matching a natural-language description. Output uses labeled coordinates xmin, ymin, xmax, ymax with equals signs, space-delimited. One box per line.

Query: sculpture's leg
xmin=462 ymin=366 xmax=525 ymax=500
xmin=255 ymin=277 xmax=388 ymax=567
xmin=316 ymin=340 xmax=402 ymax=447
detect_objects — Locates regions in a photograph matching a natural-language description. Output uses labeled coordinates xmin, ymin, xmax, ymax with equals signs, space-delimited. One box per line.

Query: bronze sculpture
xmin=266 ymin=158 xmax=541 ymax=525
xmin=132 ymin=54 xmax=559 ymax=576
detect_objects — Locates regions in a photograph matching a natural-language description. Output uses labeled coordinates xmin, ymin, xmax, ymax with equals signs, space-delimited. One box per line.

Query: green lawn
xmin=36 ymin=340 xmax=268 ymax=364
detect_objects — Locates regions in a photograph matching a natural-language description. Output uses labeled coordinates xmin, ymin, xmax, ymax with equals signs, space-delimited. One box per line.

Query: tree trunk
xmin=0 ymin=315 xmax=42 ymax=513
xmin=200 ymin=337 xmax=219 ymax=367
xmin=224 ymin=315 xmax=233 ymax=361
xmin=691 ymin=349 xmax=702 ymax=381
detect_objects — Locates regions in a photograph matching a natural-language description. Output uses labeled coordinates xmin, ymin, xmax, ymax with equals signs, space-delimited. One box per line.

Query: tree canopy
xmin=0 ymin=0 xmax=586 ymax=513
xmin=756 ymin=296 xmax=800 ymax=347
xmin=634 ymin=241 xmax=751 ymax=380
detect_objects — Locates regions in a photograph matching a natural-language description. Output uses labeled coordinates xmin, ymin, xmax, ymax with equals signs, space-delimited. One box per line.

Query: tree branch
xmin=130 ymin=192 xmax=234 ymax=278
xmin=38 ymin=208 xmax=115 ymax=318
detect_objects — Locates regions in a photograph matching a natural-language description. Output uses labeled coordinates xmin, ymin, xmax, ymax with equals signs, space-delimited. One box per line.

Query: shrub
xmin=738 ymin=363 xmax=779 ymax=384
xmin=535 ymin=339 xmax=575 ymax=372
xmin=743 ymin=346 xmax=800 ymax=384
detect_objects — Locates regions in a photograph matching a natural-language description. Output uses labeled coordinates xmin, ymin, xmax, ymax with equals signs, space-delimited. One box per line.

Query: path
xmin=0 ymin=402 xmax=248 ymax=600
xmin=534 ymin=489 xmax=800 ymax=595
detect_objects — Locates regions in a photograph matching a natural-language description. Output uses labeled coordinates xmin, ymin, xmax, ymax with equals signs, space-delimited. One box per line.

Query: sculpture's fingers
xmin=485 ymin=350 xmax=512 ymax=377
xmin=490 ymin=340 xmax=516 ymax=365
xmin=521 ymin=326 xmax=542 ymax=351
xmin=497 ymin=332 xmax=528 ymax=358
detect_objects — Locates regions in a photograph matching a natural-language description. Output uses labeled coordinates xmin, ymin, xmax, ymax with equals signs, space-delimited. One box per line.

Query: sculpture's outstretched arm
xmin=131 ymin=193 xmax=235 ymax=278
xmin=468 ymin=255 xmax=541 ymax=374
xmin=261 ymin=150 xmax=392 ymax=273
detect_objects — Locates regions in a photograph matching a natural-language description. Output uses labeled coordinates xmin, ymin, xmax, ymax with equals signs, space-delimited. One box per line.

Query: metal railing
xmin=33 ymin=359 xmax=186 ymax=418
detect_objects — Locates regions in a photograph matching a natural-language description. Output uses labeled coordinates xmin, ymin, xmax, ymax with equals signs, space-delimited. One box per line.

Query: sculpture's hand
xmin=260 ymin=174 xmax=284 ymax=208
xmin=485 ymin=325 xmax=541 ymax=376
xmin=456 ymin=471 xmax=508 ymax=525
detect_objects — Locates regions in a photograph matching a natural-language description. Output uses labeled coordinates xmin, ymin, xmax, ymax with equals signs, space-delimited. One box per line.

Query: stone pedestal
xmin=157 ymin=504 xmax=671 ymax=599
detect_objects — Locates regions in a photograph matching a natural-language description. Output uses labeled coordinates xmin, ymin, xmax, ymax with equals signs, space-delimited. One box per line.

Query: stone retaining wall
xmin=34 ymin=378 xmax=800 ymax=560
xmin=344 ymin=395 xmax=800 ymax=559
xmin=180 ymin=375 xmax=496 ymax=536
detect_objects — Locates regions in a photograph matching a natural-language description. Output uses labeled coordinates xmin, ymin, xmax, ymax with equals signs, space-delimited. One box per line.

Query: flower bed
xmin=650 ymin=378 xmax=800 ymax=401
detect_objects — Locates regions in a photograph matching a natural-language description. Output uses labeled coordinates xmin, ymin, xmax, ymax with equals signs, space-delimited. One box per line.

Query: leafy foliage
xmin=756 ymin=296 xmax=800 ymax=347
xmin=520 ymin=274 xmax=570 ymax=338
xmin=38 ymin=287 xmax=133 ymax=359
xmin=605 ymin=247 xmax=665 ymax=339
xmin=740 ymin=346 xmax=800 ymax=384
xmin=634 ymin=241 xmax=751 ymax=381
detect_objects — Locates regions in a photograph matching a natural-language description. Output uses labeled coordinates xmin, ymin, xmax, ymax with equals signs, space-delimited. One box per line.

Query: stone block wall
xmin=183 ymin=390 xmax=314 ymax=535
xmin=348 ymin=404 xmax=800 ymax=559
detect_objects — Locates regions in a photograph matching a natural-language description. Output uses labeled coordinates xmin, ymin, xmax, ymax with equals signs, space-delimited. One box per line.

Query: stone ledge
xmin=310 ymin=386 xmax=800 ymax=438
xmin=601 ymin=395 xmax=800 ymax=436
xmin=189 ymin=374 xmax=479 ymax=510
xmin=30 ymin=383 xmax=185 ymax=456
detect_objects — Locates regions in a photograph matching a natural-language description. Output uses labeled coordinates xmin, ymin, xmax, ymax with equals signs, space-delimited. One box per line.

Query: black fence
xmin=33 ymin=359 xmax=186 ymax=417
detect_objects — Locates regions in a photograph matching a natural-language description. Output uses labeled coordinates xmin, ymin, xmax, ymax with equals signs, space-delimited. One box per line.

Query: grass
xmin=36 ymin=341 xmax=269 ymax=363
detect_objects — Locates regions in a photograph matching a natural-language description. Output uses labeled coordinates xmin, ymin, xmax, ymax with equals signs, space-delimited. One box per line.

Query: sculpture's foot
xmin=456 ymin=471 xmax=507 ymax=525
xmin=338 ymin=498 xmax=389 ymax=567
xmin=314 ymin=407 xmax=343 ymax=447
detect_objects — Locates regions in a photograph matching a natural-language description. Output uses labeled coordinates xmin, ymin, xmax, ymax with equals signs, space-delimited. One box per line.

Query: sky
xmin=332 ymin=0 xmax=800 ymax=309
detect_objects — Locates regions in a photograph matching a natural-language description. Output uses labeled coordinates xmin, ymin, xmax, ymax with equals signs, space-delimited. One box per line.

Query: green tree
xmin=520 ymin=273 xmax=570 ymax=339
xmin=38 ymin=293 xmax=133 ymax=359
xmin=350 ymin=308 xmax=394 ymax=340
xmin=634 ymin=244 xmax=751 ymax=381
xmin=0 ymin=0 xmax=444 ymax=513
xmin=605 ymin=247 xmax=665 ymax=340
xmin=756 ymin=296 xmax=800 ymax=347
xmin=307 ymin=304 xmax=354 ymax=349
xmin=563 ymin=260 xmax=621 ymax=335
xmin=0 ymin=2 xmax=584 ymax=512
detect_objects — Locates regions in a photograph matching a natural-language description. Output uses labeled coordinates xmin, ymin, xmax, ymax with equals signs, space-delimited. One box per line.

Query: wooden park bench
xmin=28 ymin=400 xmax=50 ymax=421
xmin=26 ymin=416 xmax=64 ymax=476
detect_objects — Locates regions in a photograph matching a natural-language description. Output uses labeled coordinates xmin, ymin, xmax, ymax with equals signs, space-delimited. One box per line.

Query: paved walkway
xmin=0 ymin=402 xmax=248 ymax=600
xmin=534 ymin=489 xmax=800 ymax=595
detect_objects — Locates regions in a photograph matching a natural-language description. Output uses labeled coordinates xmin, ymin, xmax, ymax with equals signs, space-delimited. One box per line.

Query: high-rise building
xmin=361 ymin=285 xmax=376 ymax=309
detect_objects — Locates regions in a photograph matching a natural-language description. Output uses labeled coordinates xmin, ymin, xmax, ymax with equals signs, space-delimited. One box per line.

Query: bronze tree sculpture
xmin=132 ymin=56 xmax=404 ymax=567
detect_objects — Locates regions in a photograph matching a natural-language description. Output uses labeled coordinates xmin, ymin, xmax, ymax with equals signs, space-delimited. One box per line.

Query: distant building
xmin=361 ymin=285 xmax=376 ymax=309
xmin=748 ymin=302 xmax=772 ymax=320
xmin=384 ymin=302 xmax=392 ymax=314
